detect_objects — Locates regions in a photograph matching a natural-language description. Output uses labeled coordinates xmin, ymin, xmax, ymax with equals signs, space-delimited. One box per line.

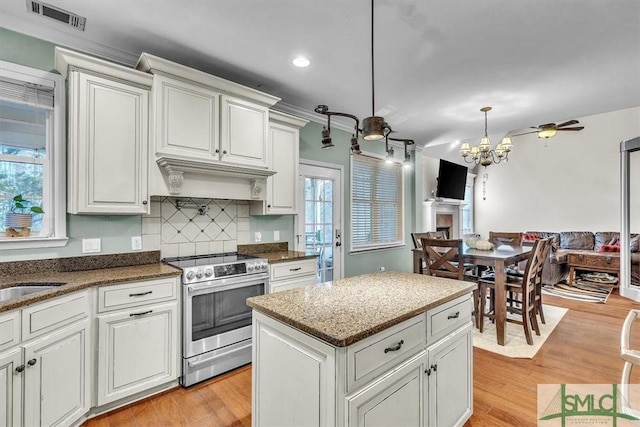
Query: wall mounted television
xmin=435 ymin=159 xmax=468 ymax=200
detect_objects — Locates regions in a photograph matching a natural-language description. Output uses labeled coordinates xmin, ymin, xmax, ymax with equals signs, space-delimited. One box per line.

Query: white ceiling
xmin=1 ymin=0 xmax=639 ymax=151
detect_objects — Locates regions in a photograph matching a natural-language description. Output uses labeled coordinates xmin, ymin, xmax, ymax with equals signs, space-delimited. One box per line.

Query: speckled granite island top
xmin=251 ymin=250 xmax=317 ymax=264
xmin=0 ymin=263 xmax=180 ymax=313
xmin=246 ymin=271 xmax=475 ymax=347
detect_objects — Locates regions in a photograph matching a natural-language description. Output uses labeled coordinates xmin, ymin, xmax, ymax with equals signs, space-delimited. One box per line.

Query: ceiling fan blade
xmin=556 ymin=120 xmax=579 ymax=128
xmin=557 ymin=126 xmax=584 ymax=131
xmin=537 ymin=123 xmax=557 ymax=129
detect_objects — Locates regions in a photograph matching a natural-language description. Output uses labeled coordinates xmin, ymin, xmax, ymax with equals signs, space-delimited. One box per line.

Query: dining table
xmin=413 ymin=244 xmax=533 ymax=346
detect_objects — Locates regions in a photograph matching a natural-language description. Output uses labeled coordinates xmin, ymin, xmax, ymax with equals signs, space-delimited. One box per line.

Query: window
xmin=0 ymin=61 xmax=66 ymax=248
xmin=351 ymin=153 xmax=404 ymax=252
xmin=461 ymin=174 xmax=475 ymax=235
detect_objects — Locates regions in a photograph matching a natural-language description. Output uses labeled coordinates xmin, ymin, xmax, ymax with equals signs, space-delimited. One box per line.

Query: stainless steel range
xmin=164 ymin=253 xmax=269 ymax=387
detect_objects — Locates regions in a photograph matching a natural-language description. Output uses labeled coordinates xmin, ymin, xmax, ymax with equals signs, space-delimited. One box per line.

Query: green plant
xmin=9 ymin=194 xmax=44 ymax=214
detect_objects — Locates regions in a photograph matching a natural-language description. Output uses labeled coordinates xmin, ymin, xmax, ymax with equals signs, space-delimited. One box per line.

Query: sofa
xmin=523 ymin=231 xmax=640 ymax=285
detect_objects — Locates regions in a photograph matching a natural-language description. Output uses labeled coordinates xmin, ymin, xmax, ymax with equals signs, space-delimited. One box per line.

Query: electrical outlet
xmin=82 ymin=238 xmax=101 ymax=253
xmin=380 ymin=266 xmax=386 ymax=271
xmin=255 ymin=232 xmax=262 ymax=242
xmin=131 ymin=236 xmax=142 ymax=251
xmin=274 ymin=230 xmax=280 ymax=241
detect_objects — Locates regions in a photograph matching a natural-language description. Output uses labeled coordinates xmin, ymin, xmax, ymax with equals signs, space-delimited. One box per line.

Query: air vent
xmin=26 ymin=1 xmax=86 ymax=31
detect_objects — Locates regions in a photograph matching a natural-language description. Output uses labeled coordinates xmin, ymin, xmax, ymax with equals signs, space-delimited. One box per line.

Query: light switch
xmin=274 ymin=230 xmax=280 ymax=241
xmin=82 ymin=238 xmax=101 ymax=253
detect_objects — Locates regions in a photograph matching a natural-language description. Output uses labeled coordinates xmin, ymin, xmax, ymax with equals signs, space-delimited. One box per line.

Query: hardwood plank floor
xmin=84 ymin=292 xmax=640 ymax=427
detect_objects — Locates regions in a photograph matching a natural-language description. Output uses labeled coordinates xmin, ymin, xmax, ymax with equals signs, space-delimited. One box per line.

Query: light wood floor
xmin=85 ymin=291 xmax=640 ymax=427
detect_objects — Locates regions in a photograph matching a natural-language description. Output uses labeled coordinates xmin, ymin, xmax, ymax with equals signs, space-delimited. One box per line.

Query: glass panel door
xmin=298 ymin=162 xmax=343 ymax=283
xmin=620 ymin=136 xmax=640 ymax=301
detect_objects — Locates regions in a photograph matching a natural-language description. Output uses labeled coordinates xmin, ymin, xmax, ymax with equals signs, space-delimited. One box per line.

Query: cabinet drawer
xmin=347 ymin=315 xmax=426 ymax=393
xmin=270 ymin=259 xmax=317 ymax=281
xmin=569 ymin=253 xmax=619 ymax=269
xmin=98 ymin=277 xmax=178 ymax=313
xmin=22 ymin=290 xmax=90 ymax=342
xmin=427 ymin=294 xmax=472 ymax=343
xmin=270 ymin=274 xmax=317 ymax=293
xmin=0 ymin=310 xmax=20 ymax=352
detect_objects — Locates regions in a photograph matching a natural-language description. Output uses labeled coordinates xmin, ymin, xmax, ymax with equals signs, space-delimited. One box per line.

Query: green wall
xmin=299 ymin=121 xmax=415 ymax=277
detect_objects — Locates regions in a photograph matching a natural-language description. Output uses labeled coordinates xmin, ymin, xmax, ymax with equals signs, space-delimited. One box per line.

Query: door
xmin=346 ymin=350 xmax=426 ymax=427
xmin=620 ymin=136 xmax=640 ymax=301
xmin=298 ymin=161 xmax=343 ymax=282
xmin=427 ymin=324 xmax=472 ymax=427
xmin=23 ymin=320 xmax=90 ymax=427
xmin=0 ymin=348 xmax=22 ymax=427
xmin=97 ymin=302 xmax=178 ymax=405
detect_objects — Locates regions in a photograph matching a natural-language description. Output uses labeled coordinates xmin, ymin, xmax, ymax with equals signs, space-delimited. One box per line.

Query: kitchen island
xmin=247 ymin=271 xmax=475 ymax=427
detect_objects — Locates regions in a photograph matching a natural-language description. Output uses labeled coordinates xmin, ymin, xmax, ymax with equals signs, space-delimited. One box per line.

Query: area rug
xmin=473 ymin=305 xmax=568 ymax=359
xmin=542 ymin=281 xmax=614 ymax=303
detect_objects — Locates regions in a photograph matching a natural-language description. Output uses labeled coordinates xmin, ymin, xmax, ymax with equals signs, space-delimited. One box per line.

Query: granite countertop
xmin=0 ymin=263 xmax=181 ymax=313
xmin=251 ymin=250 xmax=317 ymax=264
xmin=246 ymin=271 xmax=475 ymax=347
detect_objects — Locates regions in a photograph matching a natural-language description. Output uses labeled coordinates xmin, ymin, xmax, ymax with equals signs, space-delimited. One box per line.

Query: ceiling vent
xmin=26 ymin=1 xmax=86 ymax=31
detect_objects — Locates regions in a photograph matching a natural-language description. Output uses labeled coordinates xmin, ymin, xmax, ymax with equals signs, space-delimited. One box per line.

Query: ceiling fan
xmin=513 ymin=119 xmax=585 ymax=139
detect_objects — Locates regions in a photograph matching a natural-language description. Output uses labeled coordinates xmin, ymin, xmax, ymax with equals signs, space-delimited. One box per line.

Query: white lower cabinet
xmin=253 ymin=293 xmax=473 ymax=427
xmin=96 ymin=277 xmax=179 ymax=406
xmin=23 ymin=320 xmax=91 ymax=427
xmin=269 ymin=258 xmax=318 ymax=293
xmin=0 ymin=292 xmax=91 ymax=427
xmin=97 ymin=302 xmax=178 ymax=405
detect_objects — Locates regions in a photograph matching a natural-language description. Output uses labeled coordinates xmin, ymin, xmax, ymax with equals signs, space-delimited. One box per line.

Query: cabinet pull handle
xmin=431 ymin=364 xmax=437 ymax=372
xmin=289 ymin=267 xmax=302 ymax=271
xmin=130 ymin=310 xmax=153 ymax=317
xmin=15 ymin=365 xmax=25 ymax=373
xmin=129 ymin=290 xmax=153 ymax=297
xmin=27 ymin=359 xmax=37 ymax=366
xmin=384 ymin=340 xmax=404 ymax=353
xmin=447 ymin=311 xmax=460 ymax=320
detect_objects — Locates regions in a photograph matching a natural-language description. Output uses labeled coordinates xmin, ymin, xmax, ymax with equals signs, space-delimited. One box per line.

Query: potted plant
xmin=4 ymin=194 xmax=44 ymax=233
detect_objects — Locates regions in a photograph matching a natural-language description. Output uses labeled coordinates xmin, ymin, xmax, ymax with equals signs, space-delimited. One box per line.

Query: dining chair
xmin=420 ymin=238 xmax=480 ymax=328
xmin=489 ymin=231 xmax=523 ymax=248
xmin=477 ymin=237 xmax=553 ymax=345
xmin=411 ymin=232 xmax=432 ymax=249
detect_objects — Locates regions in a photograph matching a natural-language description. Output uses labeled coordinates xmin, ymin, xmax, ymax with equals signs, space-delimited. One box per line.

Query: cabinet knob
xmin=223 ymin=150 xmax=227 ymax=155
xmin=142 ymin=200 xmax=148 ymax=205
xmin=215 ymin=149 xmax=220 ymax=153
xmin=267 ymin=204 xmax=271 ymax=209
xmin=15 ymin=365 xmax=25 ymax=373
xmin=27 ymin=359 xmax=37 ymax=366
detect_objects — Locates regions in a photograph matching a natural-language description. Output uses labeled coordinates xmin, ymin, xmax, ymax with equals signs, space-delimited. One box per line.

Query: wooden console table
xmin=567 ymin=252 xmax=620 ymax=284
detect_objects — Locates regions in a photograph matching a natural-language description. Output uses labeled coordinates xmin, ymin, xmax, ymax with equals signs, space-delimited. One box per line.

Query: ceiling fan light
xmin=362 ymin=116 xmax=386 ymax=141
xmin=538 ymin=129 xmax=557 ymax=139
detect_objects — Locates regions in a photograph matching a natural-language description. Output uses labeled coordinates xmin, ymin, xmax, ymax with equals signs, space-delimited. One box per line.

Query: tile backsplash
xmin=142 ymin=197 xmax=250 ymax=258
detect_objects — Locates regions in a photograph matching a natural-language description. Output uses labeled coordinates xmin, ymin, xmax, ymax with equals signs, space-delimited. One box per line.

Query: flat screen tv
xmin=435 ymin=159 xmax=468 ymax=200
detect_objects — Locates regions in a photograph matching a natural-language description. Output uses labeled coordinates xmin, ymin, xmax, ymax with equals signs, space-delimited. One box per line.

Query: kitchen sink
xmin=0 ymin=282 xmax=66 ymax=302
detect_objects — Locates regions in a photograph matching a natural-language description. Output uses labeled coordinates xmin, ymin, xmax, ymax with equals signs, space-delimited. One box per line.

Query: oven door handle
xmin=186 ymin=273 xmax=269 ymax=294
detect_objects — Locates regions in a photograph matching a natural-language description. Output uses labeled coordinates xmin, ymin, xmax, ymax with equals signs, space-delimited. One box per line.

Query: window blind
xmin=351 ymin=153 xmax=403 ymax=251
xmin=0 ymin=76 xmax=54 ymax=109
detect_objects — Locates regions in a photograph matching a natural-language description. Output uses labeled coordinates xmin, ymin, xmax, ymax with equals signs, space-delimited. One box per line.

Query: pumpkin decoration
xmin=475 ymin=240 xmax=494 ymax=251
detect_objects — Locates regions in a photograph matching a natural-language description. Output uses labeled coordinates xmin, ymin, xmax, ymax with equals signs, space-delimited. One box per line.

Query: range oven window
xmin=191 ymin=282 xmax=264 ymax=341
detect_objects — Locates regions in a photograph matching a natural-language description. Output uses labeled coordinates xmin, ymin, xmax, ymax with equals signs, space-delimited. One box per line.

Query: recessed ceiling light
xmin=292 ymin=56 xmax=310 ymax=68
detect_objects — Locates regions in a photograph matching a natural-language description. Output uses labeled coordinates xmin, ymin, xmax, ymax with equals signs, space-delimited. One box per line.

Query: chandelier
xmin=460 ymin=107 xmax=513 ymax=167
xmin=315 ymin=0 xmax=402 ymax=154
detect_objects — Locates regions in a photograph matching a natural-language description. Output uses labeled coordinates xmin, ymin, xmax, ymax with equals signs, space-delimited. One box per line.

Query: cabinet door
xmin=72 ymin=71 xmax=149 ymax=214
xmin=266 ymin=122 xmax=299 ymax=214
xmin=23 ymin=320 xmax=90 ymax=427
xmin=97 ymin=302 xmax=178 ymax=405
xmin=0 ymin=348 xmax=22 ymax=427
xmin=427 ymin=324 xmax=472 ymax=427
xmin=154 ymin=74 xmax=220 ymax=160
xmin=347 ymin=350 xmax=427 ymax=427
xmin=220 ymin=95 xmax=268 ymax=168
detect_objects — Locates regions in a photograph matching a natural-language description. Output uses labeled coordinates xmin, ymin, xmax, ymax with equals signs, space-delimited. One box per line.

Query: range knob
xmin=205 ymin=268 xmax=213 ymax=278
xmin=196 ymin=270 xmax=204 ymax=279
xmin=247 ymin=264 xmax=255 ymax=272
xmin=261 ymin=262 xmax=268 ymax=270
xmin=186 ymin=271 xmax=195 ymax=281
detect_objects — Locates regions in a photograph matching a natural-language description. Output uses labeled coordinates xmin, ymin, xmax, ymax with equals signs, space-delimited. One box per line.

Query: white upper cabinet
xmin=153 ymin=74 xmax=220 ymax=161
xmin=55 ymin=47 xmax=153 ymax=215
xmin=136 ymin=53 xmax=280 ymax=196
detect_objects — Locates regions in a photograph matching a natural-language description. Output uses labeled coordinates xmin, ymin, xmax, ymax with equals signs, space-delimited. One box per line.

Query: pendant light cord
xmin=371 ymin=0 xmax=375 ymax=117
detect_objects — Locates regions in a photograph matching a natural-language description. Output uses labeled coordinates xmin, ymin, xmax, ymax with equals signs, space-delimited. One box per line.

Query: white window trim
xmin=350 ymin=150 xmax=405 ymax=253
xmin=0 ymin=61 xmax=67 ymax=250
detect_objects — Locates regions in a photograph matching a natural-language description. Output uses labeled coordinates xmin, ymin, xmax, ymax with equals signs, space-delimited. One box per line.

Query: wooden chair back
xmin=411 ymin=231 xmax=447 ymax=249
xmin=519 ymin=237 xmax=553 ymax=308
xmin=489 ymin=232 xmax=523 ymax=248
xmin=419 ymin=238 xmax=464 ymax=280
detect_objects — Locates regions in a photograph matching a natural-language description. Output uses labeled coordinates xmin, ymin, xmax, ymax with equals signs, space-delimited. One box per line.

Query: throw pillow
xmin=599 ymin=244 xmax=620 ymax=253
xmin=631 ymin=235 xmax=640 ymax=252
xmin=523 ymin=232 xmax=539 ymax=241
